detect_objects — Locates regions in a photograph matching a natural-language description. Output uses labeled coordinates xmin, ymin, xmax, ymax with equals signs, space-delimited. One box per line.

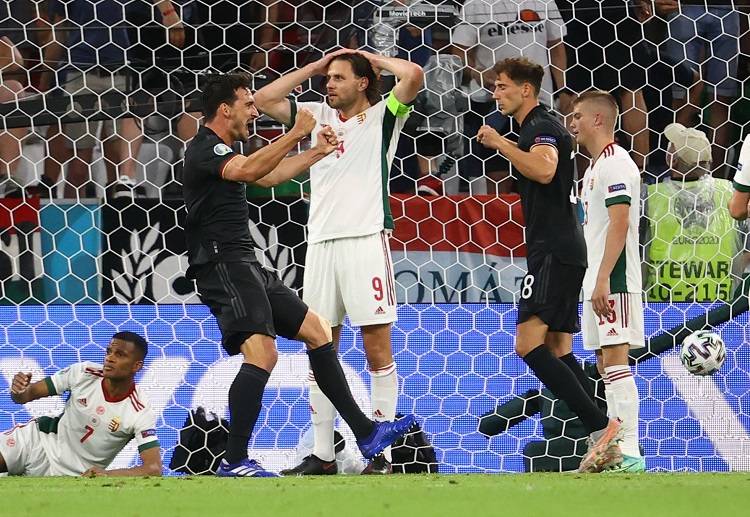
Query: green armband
xmin=386 ymin=91 xmax=412 ymax=118
xmin=44 ymin=377 xmax=57 ymax=396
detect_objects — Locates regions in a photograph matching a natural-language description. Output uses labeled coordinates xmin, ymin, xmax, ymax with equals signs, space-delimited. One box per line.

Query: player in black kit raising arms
xmin=477 ymin=58 xmax=621 ymax=473
xmin=182 ymin=73 xmax=415 ymax=477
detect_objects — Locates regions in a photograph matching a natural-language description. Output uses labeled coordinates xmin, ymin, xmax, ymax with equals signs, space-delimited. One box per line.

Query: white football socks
xmin=604 ymin=365 xmax=641 ymax=458
xmin=370 ymin=363 xmax=398 ymax=462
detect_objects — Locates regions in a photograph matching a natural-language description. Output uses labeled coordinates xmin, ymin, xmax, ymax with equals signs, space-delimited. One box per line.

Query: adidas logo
xmin=77 ymin=398 xmax=87 ymax=407
xmin=375 ymin=306 xmax=385 ymax=315
xmin=373 ymin=409 xmax=385 ymax=419
xmin=606 ymin=328 xmax=619 ymax=337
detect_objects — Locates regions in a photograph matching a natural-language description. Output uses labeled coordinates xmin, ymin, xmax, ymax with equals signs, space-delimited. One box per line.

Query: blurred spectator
xmin=0 ymin=36 xmax=29 ymax=196
xmin=41 ymin=0 xmax=183 ymax=199
xmin=347 ymin=1 xmax=451 ymax=194
xmin=452 ymin=0 xmax=568 ymax=194
xmin=642 ymin=123 xmax=743 ymax=302
xmin=556 ymin=0 xmax=650 ymax=171
xmin=661 ymin=0 xmax=741 ymax=177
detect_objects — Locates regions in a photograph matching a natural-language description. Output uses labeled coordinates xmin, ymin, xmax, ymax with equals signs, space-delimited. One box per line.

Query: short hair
xmin=329 ymin=53 xmax=381 ymax=105
xmin=573 ymin=90 xmax=620 ymax=123
xmin=493 ymin=57 xmax=544 ymax=97
xmin=113 ymin=331 xmax=148 ymax=360
xmin=200 ymin=73 xmax=253 ymax=122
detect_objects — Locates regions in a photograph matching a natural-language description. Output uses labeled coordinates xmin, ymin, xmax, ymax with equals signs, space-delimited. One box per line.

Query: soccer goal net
xmin=0 ymin=1 xmax=749 ymax=473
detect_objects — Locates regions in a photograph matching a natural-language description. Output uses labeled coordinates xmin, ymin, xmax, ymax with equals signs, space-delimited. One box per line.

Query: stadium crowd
xmin=0 ymin=1 xmax=747 ymax=197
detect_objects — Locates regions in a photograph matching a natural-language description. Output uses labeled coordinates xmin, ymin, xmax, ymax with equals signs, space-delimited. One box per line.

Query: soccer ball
xmin=680 ymin=331 xmax=726 ymax=376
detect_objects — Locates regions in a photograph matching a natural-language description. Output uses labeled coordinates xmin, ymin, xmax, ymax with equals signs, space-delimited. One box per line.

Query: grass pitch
xmin=2 ymin=473 xmax=748 ymax=517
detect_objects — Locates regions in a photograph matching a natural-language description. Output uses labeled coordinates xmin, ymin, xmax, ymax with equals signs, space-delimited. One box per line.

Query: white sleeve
xmin=46 ymin=361 xmax=91 ymax=395
xmin=546 ymin=1 xmax=566 ymax=41
xmin=133 ymin=407 xmax=160 ymax=454
xmin=603 ymin=158 xmax=635 ymax=207
xmin=292 ymin=101 xmax=324 ymax=124
xmin=734 ymin=134 xmax=750 ymax=192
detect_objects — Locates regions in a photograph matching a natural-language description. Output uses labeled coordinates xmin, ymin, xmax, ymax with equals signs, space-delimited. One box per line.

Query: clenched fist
xmin=291 ymin=108 xmax=316 ymax=139
xmin=315 ymin=125 xmax=339 ymax=155
xmin=10 ymin=372 xmax=32 ymax=404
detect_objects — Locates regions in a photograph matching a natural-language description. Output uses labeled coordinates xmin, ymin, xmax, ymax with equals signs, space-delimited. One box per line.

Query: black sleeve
xmin=528 ymin=120 xmax=562 ymax=151
xmin=197 ymin=143 xmax=239 ymax=179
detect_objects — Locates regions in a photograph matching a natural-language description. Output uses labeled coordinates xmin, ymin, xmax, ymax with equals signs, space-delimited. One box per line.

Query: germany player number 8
xmin=520 ymin=274 xmax=534 ymax=300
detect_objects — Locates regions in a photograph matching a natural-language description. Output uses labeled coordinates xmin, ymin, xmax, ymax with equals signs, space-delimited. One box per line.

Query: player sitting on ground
xmin=571 ymin=91 xmax=645 ymax=472
xmin=476 ymin=57 xmax=622 ymax=473
xmin=255 ymin=49 xmax=424 ymax=476
xmin=0 ymin=332 xmax=161 ymax=477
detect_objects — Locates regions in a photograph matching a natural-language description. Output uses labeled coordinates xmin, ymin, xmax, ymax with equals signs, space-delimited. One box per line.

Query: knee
xmin=240 ymin=335 xmax=278 ymax=372
xmin=515 ymin=340 xmax=534 ymax=358
xmin=300 ymin=310 xmax=332 ymax=349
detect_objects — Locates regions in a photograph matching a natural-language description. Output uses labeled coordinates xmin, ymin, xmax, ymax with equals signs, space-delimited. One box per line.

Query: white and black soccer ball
xmin=680 ymin=330 xmax=726 ymax=376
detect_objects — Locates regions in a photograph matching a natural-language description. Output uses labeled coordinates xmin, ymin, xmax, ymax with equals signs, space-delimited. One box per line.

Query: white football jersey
xmin=293 ymin=92 xmax=410 ymax=243
xmin=452 ymin=0 xmax=566 ymax=105
xmin=39 ymin=361 xmax=158 ymax=475
xmin=581 ymin=143 xmax=642 ymax=299
xmin=734 ymin=133 xmax=750 ymax=192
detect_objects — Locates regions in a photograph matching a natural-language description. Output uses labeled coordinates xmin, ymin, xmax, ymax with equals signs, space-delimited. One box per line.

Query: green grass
xmin=1 ymin=473 xmax=748 ymax=517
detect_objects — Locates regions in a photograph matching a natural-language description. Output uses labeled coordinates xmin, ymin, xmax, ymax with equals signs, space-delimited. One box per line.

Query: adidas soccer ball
xmin=680 ymin=331 xmax=726 ymax=376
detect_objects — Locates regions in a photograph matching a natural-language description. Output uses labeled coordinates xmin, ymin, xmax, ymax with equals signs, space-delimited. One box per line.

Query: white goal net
xmin=0 ymin=0 xmax=749 ymax=473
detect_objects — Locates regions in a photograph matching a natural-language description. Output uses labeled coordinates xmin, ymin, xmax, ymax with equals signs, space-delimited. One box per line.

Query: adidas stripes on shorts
xmin=582 ymin=292 xmax=645 ymax=350
xmin=303 ymin=231 xmax=397 ymax=327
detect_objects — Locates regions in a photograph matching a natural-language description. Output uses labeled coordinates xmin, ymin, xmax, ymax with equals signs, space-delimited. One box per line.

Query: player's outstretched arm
xmin=82 ymin=447 xmax=162 ymax=478
xmin=254 ymin=126 xmax=338 ymax=187
xmin=477 ymin=125 xmax=558 ymax=184
xmin=358 ymin=51 xmax=424 ymax=105
xmin=222 ymin=108 xmax=317 ymax=183
xmin=9 ymin=372 xmax=52 ymax=404
xmin=255 ymin=48 xmax=357 ymax=125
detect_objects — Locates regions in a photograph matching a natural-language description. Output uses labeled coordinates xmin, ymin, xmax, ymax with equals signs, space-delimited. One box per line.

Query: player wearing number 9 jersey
xmin=0 ymin=332 xmax=161 ymax=477
xmin=255 ymin=50 xmax=424 ymax=475
xmin=477 ymin=58 xmax=621 ymax=473
xmin=572 ymin=91 xmax=645 ymax=473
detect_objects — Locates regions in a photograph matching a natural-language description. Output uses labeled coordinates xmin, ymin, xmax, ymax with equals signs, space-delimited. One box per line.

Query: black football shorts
xmin=517 ymin=254 xmax=585 ymax=334
xmin=194 ymin=259 xmax=308 ymax=355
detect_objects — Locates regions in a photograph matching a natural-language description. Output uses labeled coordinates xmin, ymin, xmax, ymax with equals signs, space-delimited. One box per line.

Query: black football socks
xmin=224 ymin=363 xmax=270 ymax=464
xmin=559 ymin=352 xmax=596 ymax=402
xmin=523 ymin=345 xmax=609 ymax=433
xmin=307 ymin=343 xmax=375 ymax=438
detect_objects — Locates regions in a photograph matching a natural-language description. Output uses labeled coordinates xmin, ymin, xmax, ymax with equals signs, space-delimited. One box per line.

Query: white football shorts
xmin=582 ymin=292 xmax=645 ymax=350
xmin=304 ymin=231 xmax=397 ymax=327
xmin=0 ymin=420 xmax=53 ymax=476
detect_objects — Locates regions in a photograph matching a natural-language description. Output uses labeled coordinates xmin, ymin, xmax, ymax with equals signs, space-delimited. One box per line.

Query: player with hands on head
xmin=182 ymin=73 xmax=416 ymax=478
xmin=477 ymin=57 xmax=623 ymax=473
xmin=254 ymin=49 xmax=423 ymax=475
xmin=1 ymin=332 xmax=161 ymax=478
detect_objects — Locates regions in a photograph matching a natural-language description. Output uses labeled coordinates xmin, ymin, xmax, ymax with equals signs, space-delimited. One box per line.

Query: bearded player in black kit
xmin=182 ymin=73 xmax=415 ymax=477
xmin=477 ymin=58 xmax=622 ymax=473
